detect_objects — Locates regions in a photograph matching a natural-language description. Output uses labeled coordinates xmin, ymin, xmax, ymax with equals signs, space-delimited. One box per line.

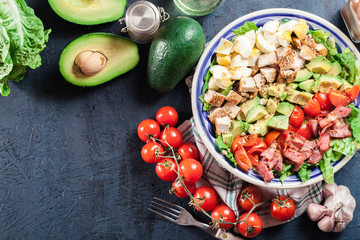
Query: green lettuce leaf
xmin=233 ymin=21 xmax=258 ymax=36
xmin=335 ymin=48 xmax=356 ymax=83
xmin=298 ymin=163 xmax=312 ymax=182
xmin=202 ymin=58 xmax=216 ymax=94
xmin=347 ymin=105 xmax=360 ymax=144
xmin=308 ymin=30 xmax=338 ymax=60
xmin=0 ymin=21 xmax=9 ymax=62
xmin=0 ymin=0 xmax=51 ymax=68
xmin=215 ymin=135 xmax=237 ymax=166
xmin=354 ymin=60 xmax=360 ymax=86
xmin=276 ymin=163 xmax=294 ymax=184
xmin=319 ymin=155 xmax=334 ymax=183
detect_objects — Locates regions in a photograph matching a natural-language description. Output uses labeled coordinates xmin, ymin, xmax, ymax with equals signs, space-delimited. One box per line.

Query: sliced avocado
xmin=311 ymin=80 xmax=321 ymax=93
xmin=239 ymin=97 xmax=260 ymax=120
xmin=339 ymin=80 xmax=353 ymax=92
xmin=267 ymin=115 xmax=289 ymax=130
xmin=286 ymin=83 xmax=299 ymax=91
xmin=299 ymin=79 xmax=315 ymax=93
xmin=305 ymin=57 xmax=333 ymax=74
xmin=266 ymin=98 xmax=279 ymax=114
xmin=249 ymin=115 xmax=271 ymax=136
xmin=286 ymin=90 xmax=313 ymax=106
xmin=59 ymin=33 xmax=139 ymax=87
xmin=295 ymin=68 xmax=313 ymax=82
xmin=231 ymin=120 xmax=244 ymax=137
xmin=246 ymin=105 xmax=268 ymax=123
xmin=222 ymin=132 xmax=234 ymax=147
xmin=313 ymin=73 xmax=321 ymax=80
xmin=276 ymin=102 xmax=295 ymax=116
xmin=318 ymin=75 xmax=343 ymax=93
xmin=267 ymin=83 xmax=286 ymax=98
xmin=326 ymin=61 xmax=341 ymax=76
xmin=49 ymin=0 xmax=126 ymax=25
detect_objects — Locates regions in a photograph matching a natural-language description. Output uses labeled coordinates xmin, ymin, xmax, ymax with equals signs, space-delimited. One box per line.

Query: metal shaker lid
xmin=125 ymin=1 xmax=160 ymax=35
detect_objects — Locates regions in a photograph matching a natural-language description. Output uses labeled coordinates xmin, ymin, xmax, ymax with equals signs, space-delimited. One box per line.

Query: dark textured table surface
xmin=2 ymin=0 xmax=360 ymax=239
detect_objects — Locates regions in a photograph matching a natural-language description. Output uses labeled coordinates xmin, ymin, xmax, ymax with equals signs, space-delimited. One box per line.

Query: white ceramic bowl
xmin=191 ymin=8 xmax=360 ymax=188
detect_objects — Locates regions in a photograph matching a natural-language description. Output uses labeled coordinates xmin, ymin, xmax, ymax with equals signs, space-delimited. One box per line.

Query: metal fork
xmin=148 ymin=197 xmax=244 ymax=240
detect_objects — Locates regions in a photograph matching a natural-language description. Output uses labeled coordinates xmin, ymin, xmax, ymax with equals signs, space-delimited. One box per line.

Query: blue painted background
xmin=0 ymin=0 xmax=358 ymax=239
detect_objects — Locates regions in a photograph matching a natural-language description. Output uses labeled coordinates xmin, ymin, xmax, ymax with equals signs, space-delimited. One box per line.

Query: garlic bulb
xmin=307 ymin=183 xmax=356 ymax=232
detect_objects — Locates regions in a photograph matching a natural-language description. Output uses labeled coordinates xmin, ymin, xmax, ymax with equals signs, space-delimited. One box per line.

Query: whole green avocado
xmin=147 ymin=17 xmax=206 ymax=93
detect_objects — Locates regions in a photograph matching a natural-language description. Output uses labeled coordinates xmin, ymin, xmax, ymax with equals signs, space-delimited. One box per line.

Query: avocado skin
xmin=147 ymin=17 xmax=205 ymax=93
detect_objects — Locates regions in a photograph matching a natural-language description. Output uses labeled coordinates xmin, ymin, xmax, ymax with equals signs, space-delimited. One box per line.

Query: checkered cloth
xmin=178 ymin=119 xmax=323 ymax=228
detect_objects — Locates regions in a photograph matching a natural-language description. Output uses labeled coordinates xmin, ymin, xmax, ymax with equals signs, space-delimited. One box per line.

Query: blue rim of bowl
xmin=191 ymin=8 xmax=360 ymax=189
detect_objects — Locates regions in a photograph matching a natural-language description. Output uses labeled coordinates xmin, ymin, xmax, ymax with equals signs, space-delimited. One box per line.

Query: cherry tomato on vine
xmin=155 ymin=158 xmax=177 ymax=181
xmin=313 ymin=92 xmax=333 ymax=111
xmin=177 ymin=142 xmax=200 ymax=160
xmin=270 ymin=196 xmax=296 ymax=221
xmin=141 ymin=141 xmax=164 ymax=163
xmin=289 ymin=105 xmax=305 ymax=127
xmin=345 ymin=85 xmax=360 ymax=101
xmin=211 ymin=204 xmax=236 ymax=230
xmin=137 ymin=119 xmax=161 ymax=142
xmin=264 ymin=130 xmax=282 ymax=146
xmin=303 ymin=99 xmax=321 ymax=117
xmin=237 ymin=186 xmax=263 ymax=212
xmin=237 ymin=212 xmax=263 ymax=238
xmin=234 ymin=146 xmax=252 ymax=172
xmin=193 ymin=186 xmax=217 ymax=212
xmin=172 ymin=179 xmax=196 ymax=198
xmin=159 ymin=127 xmax=183 ymax=148
xmin=329 ymin=89 xmax=350 ymax=107
xmin=296 ymin=122 xmax=312 ymax=140
xmin=179 ymin=158 xmax=203 ymax=183
xmin=156 ymin=106 xmax=179 ymax=127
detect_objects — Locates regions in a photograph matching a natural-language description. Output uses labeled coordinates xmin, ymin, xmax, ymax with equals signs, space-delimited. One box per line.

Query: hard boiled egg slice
xmin=278 ymin=20 xmax=298 ymax=33
xmin=256 ymin=32 xmax=276 ymax=53
xmin=208 ymin=76 xmax=220 ymax=90
xmin=231 ymin=67 xmax=253 ymax=80
xmin=247 ymin=47 xmax=261 ymax=66
xmin=264 ymin=31 xmax=279 ymax=48
xmin=262 ymin=20 xmax=279 ymax=34
xmin=210 ymin=65 xmax=232 ymax=89
xmin=275 ymin=31 xmax=292 ymax=47
xmin=215 ymin=38 xmax=234 ymax=55
xmin=233 ymin=35 xmax=253 ymax=58
xmin=230 ymin=54 xmax=249 ymax=69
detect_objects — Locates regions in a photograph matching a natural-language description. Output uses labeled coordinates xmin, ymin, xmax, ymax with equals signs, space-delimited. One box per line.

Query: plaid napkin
xmin=178 ymin=119 xmax=323 ymax=228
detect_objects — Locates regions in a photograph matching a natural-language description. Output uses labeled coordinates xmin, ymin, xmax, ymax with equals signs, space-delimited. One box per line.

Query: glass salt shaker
xmin=341 ymin=0 xmax=360 ymax=43
xmin=119 ymin=1 xmax=170 ymax=44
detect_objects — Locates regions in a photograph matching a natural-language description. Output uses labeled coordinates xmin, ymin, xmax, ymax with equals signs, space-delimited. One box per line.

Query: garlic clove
xmin=322 ymin=183 xmax=337 ymax=198
xmin=74 ymin=50 xmax=108 ymax=76
xmin=333 ymin=221 xmax=347 ymax=233
xmin=323 ymin=195 xmax=335 ymax=216
xmin=336 ymin=186 xmax=356 ymax=211
xmin=318 ymin=215 xmax=335 ymax=232
xmin=307 ymin=203 xmax=327 ymax=222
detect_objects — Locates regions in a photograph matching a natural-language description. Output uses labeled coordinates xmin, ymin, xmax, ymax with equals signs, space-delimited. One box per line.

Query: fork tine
xmin=153 ymin=197 xmax=182 ymax=211
xmin=149 ymin=203 xmax=179 ymax=219
xmin=151 ymin=200 xmax=181 ymax=214
xmin=148 ymin=207 xmax=177 ymax=223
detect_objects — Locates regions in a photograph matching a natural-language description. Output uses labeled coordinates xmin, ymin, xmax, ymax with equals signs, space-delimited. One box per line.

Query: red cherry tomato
xmin=270 ymin=196 xmax=296 ymax=221
xmin=313 ymin=92 xmax=333 ymax=111
xmin=246 ymin=138 xmax=267 ymax=166
xmin=172 ymin=180 xmax=196 ymax=198
xmin=193 ymin=186 xmax=218 ymax=212
xmin=234 ymin=146 xmax=252 ymax=172
xmin=237 ymin=212 xmax=263 ymax=238
xmin=137 ymin=119 xmax=161 ymax=142
xmin=345 ymin=85 xmax=360 ymax=101
xmin=237 ymin=186 xmax=263 ymax=212
xmin=264 ymin=130 xmax=282 ymax=146
xmin=155 ymin=158 xmax=177 ymax=181
xmin=156 ymin=106 xmax=179 ymax=127
xmin=303 ymin=99 xmax=321 ymax=117
xmin=289 ymin=105 xmax=305 ymax=127
xmin=329 ymin=89 xmax=351 ymax=107
xmin=296 ymin=122 xmax=312 ymax=140
xmin=232 ymin=135 xmax=258 ymax=153
xmin=160 ymin=127 xmax=183 ymax=148
xmin=179 ymin=158 xmax=203 ymax=183
xmin=287 ymin=124 xmax=299 ymax=133
xmin=177 ymin=142 xmax=200 ymax=160
xmin=141 ymin=141 xmax=164 ymax=163
xmin=211 ymin=204 xmax=236 ymax=230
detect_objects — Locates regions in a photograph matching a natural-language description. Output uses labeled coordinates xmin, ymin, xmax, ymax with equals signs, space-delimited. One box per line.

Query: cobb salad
xmin=200 ymin=19 xmax=360 ymax=183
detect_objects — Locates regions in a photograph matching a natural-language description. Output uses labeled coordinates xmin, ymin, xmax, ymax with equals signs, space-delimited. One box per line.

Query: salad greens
xmin=215 ymin=135 xmax=237 ymax=166
xmin=0 ymin=0 xmax=50 ymax=96
xmin=233 ymin=21 xmax=258 ymax=36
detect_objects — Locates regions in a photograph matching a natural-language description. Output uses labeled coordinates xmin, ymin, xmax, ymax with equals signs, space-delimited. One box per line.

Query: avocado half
xmin=59 ymin=33 xmax=139 ymax=87
xmin=48 ymin=0 xmax=126 ymax=25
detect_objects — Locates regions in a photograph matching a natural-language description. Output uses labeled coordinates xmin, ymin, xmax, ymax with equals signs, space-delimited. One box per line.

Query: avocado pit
xmin=74 ymin=50 xmax=107 ymax=76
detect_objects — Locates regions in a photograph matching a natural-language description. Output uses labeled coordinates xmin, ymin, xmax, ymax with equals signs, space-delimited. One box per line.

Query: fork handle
xmin=215 ymin=229 xmax=245 ymax=240
xmin=192 ymin=221 xmax=218 ymax=237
